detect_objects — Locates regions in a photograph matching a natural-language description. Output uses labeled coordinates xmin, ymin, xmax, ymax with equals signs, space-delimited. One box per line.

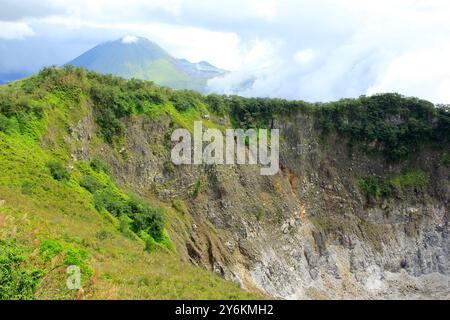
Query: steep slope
xmin=0 ymin=67 xmax=261 ymax=299
xmin=1 ymin=66 xmax=449 ymax=299
xmin=67 ymin=36 xmax=225 ymax=92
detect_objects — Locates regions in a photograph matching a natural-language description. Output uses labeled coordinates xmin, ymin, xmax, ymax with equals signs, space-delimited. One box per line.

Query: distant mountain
xmin=66 ymin=36 xmax=226 ymax=92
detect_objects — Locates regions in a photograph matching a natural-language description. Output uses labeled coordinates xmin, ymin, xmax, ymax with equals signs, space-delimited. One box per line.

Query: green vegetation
xmin=391 ymin=168 xmax=429 ymax=189
xmin=1 ymin=65 xmax=447 ymax=299
xmin=47 ymin=160 xmax=70 ymax=181
xmin=89 ymin=156 xmax=111 ymax=174
xmin=358 ymin=168 xmax=429 ymax=199
xmin=442 ymin=152 xmax=450 ymax=167
xmin=0 ymin=66 xmax=262 ymax=299
xmin=313 ymin=94 xmax=450 ymax=161
xmin=39 ymin=239 xmax=94 ymax=282
xmin=191 ymin=177 xmax=207 ymax=199
xmin=357 ymin=175 xmax=394 ymax=198
xmin=0 ymin=239 xmax=44 ymax=300
xmin=79 ymin=167 xmax=172 ymax=252
xmin=172 ymin=199 xmax=189 ymax=215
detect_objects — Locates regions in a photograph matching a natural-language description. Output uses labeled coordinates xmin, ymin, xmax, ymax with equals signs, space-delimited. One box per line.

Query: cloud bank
xmin=0 ymin=0 xmax=450 ymax=103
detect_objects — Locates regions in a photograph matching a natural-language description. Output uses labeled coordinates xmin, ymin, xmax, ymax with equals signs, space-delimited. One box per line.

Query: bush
xmin=89 ymin=182 xmax=165 ymax=243
xmin=140 ymin=231 xmax=158 ymax=252
xmin=191 ymin=178 xmax=206 ymax=199
xmin=0 ymin=114 xmax=11 ymax=132
xmin=169 ymin=90 xmax=200 ymax=112
xmin=0 ymin=239 xmax=45 ymax=300
xmin=21 ymin=181 xmax=35 ymax=195
xmin=93 ymin=189 xmax=128 ymax=217
xmin=90 ymin=156 xmax=110 ymax=174
xmin=95 ymin=230 xmax=111 ymax=240
xmin=442 ymin=153 xmax=450 ymax=167
xmin=357 ymin=176 xmax=383 ymax=198
xmin=79 ymin=175 xmax=104 ymax=193
xmin=206 ymin=94 xmax=229 ymax=115
xmin=314 ymin=94 xmax=449 ymax=161
xmin=95 ymin=108 xmax=125 ymax=143
xmin=391 ymin=168 xmax=429 ymax=190
xmin=39 ymin=239 xmax=93 ymax=281
xmin=127 ymin=194 xmax=165 ymax=241
xmin=46 ymin=160 xmax=70 ymax=181
xmin=358 ymin=168 xmax=428 ymax=199
xmin=172 ymin=199 xmax=188 ymax=215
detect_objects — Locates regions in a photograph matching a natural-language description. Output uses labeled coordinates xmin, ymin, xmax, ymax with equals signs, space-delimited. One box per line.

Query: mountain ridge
xmin=0 ymin=66 xmax=449 ymax=299
xmin=67 ymin=36 xmax=226 ymax=92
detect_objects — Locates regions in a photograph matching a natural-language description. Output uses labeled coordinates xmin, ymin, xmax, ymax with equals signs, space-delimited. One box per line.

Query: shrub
xmin=0 ymin=114 xmax=11 ymax=132
xmin=191 ymin=178 xmax=206 ymax=199
xmin=391 ymin=168 xmax=429 ymax=190
xmin=89 ymin=156 xmax=110 ymax=174
xmin=79 ymin=175 xmax=104 ymax=193
xmin=95 ymin=108 xmax=125 ymax=143
xmin=39 ymin=239 xmax=93 ymax=280
xmin=21 ymin=181 xmax=35 ymax=195
xmin=313 ymin=94 xmax=449 ymax=161
xmin=46 ymin=160 xmax=70 ymax=181
xmin=358 ymin=168 xmax=428 ymax=199
xmin=93 ymin=189 xmax=127 ymax=217
xmin=172 ymin=199 xmax=188 ymax=215
xmin=127 ymin=194 xmax=165 ymax=241
xmin=169 ymin=90 xmax=199 ymax=112
xmin=357 ymin=176 xmax=382 ymax=198
xmin=91 ymin=185 xmax=165 ymax=243
xmin=206 ymin=94 xmax=229 ymax=115
xmin=95 ymin=230 xmax=111 ymax=240
xmin=0 ymin=239 xmax=45 ymax=300
xmin=442 ymin=153 xmax=450 ymax=167
xmin=140 ymin=231 xmax=158 ymax=252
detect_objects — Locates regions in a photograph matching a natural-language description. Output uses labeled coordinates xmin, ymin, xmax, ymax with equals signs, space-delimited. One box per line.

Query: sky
xmin=1 ymin=0 xmax=450 ymax=103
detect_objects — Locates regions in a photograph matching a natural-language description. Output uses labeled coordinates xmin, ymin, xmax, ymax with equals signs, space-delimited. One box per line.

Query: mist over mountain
xmin=66 ymin=36 xmax=226 ymax=92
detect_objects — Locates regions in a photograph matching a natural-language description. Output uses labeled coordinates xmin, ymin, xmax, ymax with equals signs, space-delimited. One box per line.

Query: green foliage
xmin=79 ymin=175 xmax=104 ymax=193
xmin=0 ymin=239 xmax=45 ymax=300
xmin=46 ymin=160 xmax=70 ymax=181
xmin=93 ymin=188 xmax=128 ymax=217
xmin=95 ymin=230 xmax=112 ymax=241
xmin=357 ymin=175 xmax=393 ymax=198
xmin=206 ymin=94 xmax=229 ymax=115
xmin=255 ymin=209 xmax=265 ymax=222
xmin=0 ymin=114 xmax=12 ymax=132
xmin=442 ymin=153 xmax=450 ymax=167
xmin=169 ymin=90 xmax=201 ymax=112
xmin=89 ymin=156 xmax=110 ymax=174
xmin=358 ymin=168 xmax=429 ymax=199
xmin=39 ymin=239 xmax=93 ymax=280
xmin=391 ymin=168 xmax=429 ymax=189
xmin=191 ymin=177 xmax=207 ymax=199
xmin=95 ymin=108 xmax=125 ymax=143
xmin=118 ymin=214 xmax=136 ymax=239
xmin=314 ymin=94 xmax=450 ymax=161
xmin=172 ymin=198 xmax=188 ymax=215
xmin=126 ymin=194 xmax=165 ymax=241
xmin=140 ymin=231 xmax=158 ymax=252
xmin=82 ymin=172 xmax=167 ymax=248
xmin=21 ymin=181 xmax=36 ymax=195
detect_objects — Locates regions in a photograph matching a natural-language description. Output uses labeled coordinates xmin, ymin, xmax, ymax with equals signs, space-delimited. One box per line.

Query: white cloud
xmin=367 ymin=46 xmax=450 ymax=103
xmin=294 ymin=49 xmax=315 ymax=65
xmin=0 ymin=21 xmax=34 ymax=39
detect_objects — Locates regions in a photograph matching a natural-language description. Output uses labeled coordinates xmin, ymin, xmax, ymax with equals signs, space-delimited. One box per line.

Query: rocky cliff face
xmin=69 ymin=106 xmax=449 ymax=300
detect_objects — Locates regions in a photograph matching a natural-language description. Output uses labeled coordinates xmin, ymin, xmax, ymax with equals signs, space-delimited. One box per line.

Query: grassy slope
xmin=0 ymin=71 xmax=261 ymax=299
